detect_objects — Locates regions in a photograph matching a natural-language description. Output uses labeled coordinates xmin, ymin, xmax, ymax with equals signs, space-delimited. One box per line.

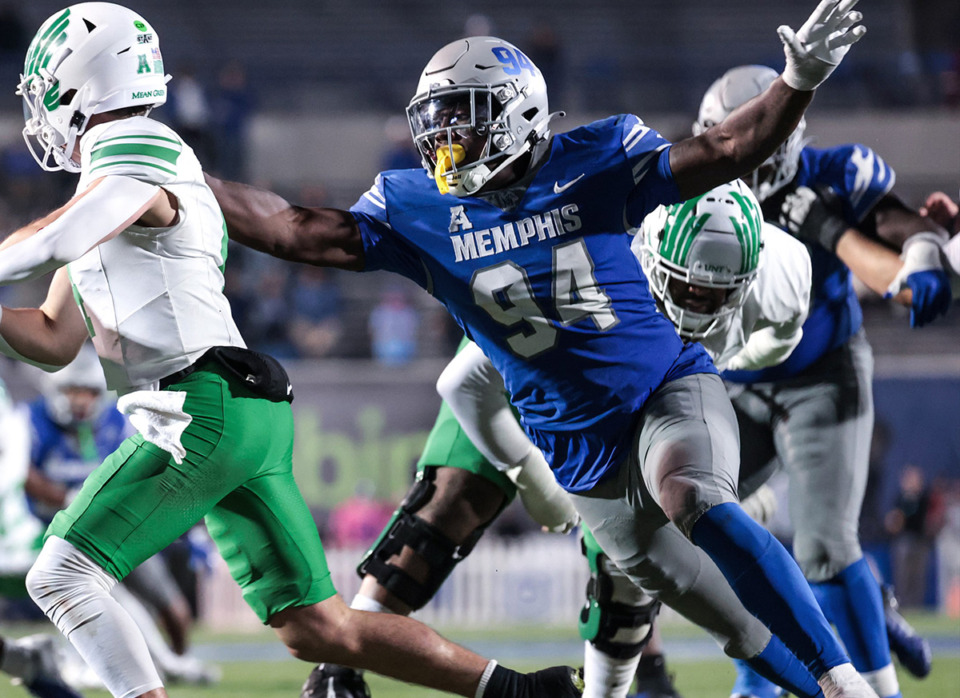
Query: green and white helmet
xmin=18 ymin=2 xmax=170 ymax=172
xmin=639 ymin=180 xmax=763 ymax=340
xmin=693 ymin=65 xmax=805 ymax=202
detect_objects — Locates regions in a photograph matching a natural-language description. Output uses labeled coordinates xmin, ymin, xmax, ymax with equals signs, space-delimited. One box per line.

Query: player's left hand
xmin=885 ymin=233 xmax=953 ymax=328
xmin=779 ymin=0 xmax=867 ymax=91
xmin=780 ymin=185 xmax=848 ymax=251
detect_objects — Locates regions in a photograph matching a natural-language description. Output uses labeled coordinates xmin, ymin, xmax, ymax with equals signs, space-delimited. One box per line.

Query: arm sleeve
xmin=0 ymin=176 xmax=159 ymax=284
xmin=723 ymin=325 xmax=804 ymax=372
xmin=435 ymin=341 xmax=533 ymax=469
xmin=435 ymin=341 xmax=580 ymax=532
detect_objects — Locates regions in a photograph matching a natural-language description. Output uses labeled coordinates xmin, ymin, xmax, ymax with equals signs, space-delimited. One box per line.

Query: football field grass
xmin=6 ymin=612 xmax=958 ymax=697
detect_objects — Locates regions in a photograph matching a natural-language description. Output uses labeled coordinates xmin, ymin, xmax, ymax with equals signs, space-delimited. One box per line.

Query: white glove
xmin=506 ymin=449 xmax=580 ymax=534
xmin=885 ymin=232 xmax=948 ymax=297
xmin=779 ymin=0 xmax=867 ymax=91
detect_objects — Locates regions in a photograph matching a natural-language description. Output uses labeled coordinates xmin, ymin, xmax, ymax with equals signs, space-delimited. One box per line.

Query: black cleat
xmin=882 ymin=585 xmax=932 ymax=679
xmin=525 ymin=665 xmax=584 ymax=697
xmin=300 ymin=664 xmax=371 ymax=698
xmin=631 ymin=654 xmax=685 ymax=698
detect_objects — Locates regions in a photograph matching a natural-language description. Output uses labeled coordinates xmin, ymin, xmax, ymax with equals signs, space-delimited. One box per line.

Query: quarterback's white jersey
xmin=633 ymin=223 xmax=811 ymax=372
xmin=70 ymin=116 xmax=243 ymax=393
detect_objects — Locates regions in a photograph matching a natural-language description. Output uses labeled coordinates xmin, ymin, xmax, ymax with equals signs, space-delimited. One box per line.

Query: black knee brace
xmin=356 ymin=467 xmax=486 ymax=610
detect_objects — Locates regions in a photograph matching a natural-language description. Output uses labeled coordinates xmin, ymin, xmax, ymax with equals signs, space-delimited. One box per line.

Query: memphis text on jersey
xmin=449 ymin=204 xmax=582 ymax=263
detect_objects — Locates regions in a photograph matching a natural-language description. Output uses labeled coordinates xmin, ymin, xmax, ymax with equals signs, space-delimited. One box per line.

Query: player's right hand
xmin=779 ymin=0 xmax=866 ymax=91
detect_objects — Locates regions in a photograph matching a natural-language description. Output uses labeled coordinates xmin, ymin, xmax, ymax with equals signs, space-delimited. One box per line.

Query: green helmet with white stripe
xmin=639 ymin=179 xmax=763 ymax=340
xmin=18 ymin=2 xmax=170 ymax=172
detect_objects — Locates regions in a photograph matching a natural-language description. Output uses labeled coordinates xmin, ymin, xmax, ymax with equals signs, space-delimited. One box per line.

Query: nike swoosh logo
xmin=553 ymin=173 xmax=585 ymax=195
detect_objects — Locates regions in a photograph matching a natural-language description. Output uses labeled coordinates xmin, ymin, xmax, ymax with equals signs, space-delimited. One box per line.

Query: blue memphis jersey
xmin=353 ymin=115 xmax=715 ymax=491
xmin=724 ymin=143 xmax=894 ymax=384
xmin=28 ymin=398 xmax=131 ymax=524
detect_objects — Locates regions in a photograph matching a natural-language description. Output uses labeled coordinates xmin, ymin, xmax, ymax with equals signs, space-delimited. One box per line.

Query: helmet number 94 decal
xmin=492 ymin=46 xmax=536 ymax=77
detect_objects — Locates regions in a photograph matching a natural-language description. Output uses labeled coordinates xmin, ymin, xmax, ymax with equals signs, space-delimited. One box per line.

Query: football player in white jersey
xmin=0 ymin=4 xmax=583 ymax=698
xmin=211 ymin=3 xmax=881 ymax=695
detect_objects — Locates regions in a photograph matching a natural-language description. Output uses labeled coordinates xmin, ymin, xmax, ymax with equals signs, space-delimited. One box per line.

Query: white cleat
xmin=818 ymin=664 xmax=880 ymax=698
xmin=161 ymin=654 xmax=221 ymax=685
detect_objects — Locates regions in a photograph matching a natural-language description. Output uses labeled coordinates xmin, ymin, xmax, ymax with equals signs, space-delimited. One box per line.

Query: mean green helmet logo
xmin=134 ymin=20 xmax=147 ymax=31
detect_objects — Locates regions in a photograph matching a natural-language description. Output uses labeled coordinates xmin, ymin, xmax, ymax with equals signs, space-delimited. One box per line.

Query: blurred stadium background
xmin=0 ymin=1 xmax=958 ymax=695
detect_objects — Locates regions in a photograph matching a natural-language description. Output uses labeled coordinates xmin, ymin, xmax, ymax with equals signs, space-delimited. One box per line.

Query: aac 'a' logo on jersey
xmin=448 ymin=206 xmax=473 ymax=234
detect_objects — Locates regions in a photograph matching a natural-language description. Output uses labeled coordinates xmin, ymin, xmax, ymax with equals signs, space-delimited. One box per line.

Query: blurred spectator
xmin=368 ymin=284 xmax=420 ymax=365
xmin=885 ymin=464 xmax=946 ymax=608
xmin=211 ymin=59 xmax=255 ymax=180
xmin=242 ymin=261 xmax=297 ymax=359
xmin=327 ymin=482 xmax=394 ymax=549
xmin=381 ymin=115 xmax=420 ymax=171
xmin=167 ymin=63 xmax=216 ymax=168
xmin=289 ymin=266 xmax=344 ymax=359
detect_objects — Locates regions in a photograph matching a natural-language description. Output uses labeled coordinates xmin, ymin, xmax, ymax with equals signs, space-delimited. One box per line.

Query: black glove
xmin=779 ymin=185 xmax=848 ymax=252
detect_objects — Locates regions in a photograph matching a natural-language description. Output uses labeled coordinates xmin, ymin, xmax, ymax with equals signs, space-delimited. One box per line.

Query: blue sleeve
xmin=804 ymin=144 xmax=895 ymax=224
xmin=619 ymin=114 xmax=682 ymax=227
xmin=350 ymin=174 xmax=429 ymax=288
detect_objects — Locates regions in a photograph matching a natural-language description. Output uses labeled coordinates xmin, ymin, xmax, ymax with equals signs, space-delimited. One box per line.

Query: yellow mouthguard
xmin=434 ymin=144 xmax=466 ymax=194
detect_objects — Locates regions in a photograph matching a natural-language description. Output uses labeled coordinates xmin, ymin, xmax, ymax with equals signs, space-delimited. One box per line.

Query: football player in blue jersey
xmin=211 ymin=2 xmax=880 ymax=696
xmin=686 ymin=63 xmax=952 ymax=698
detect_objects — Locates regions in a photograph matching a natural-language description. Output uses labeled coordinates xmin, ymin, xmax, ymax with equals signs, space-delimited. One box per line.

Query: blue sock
xmin=741 ymin=635 xmax=824 ymax=698
xmin=733 ymin=657 xmax=785 ymax=698
xmin=810 ymin=558 xmax=892 ymax=672
xmin=691 ymin=503 xmax=848 ymax=678
xmin=811 ymin=558 xmax=901 ymax=697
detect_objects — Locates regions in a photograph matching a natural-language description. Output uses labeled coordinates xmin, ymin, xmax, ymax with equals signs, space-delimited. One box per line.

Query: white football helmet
xmin=407 ymin=36 xmax=558 ymax=197
xmin=693 ymin=65 xmax=805 ymax=202
xmin=639 ymin=180 xmax=763 ymax=340
xmin=39 ymin=343 xmax=108 ymax=427
xmin=18 ymin=2 xmax=171 ymax=172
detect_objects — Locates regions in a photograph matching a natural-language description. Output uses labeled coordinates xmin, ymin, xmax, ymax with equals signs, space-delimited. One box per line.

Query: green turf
xmin=4 ymin=615 xmax=958 ymax=697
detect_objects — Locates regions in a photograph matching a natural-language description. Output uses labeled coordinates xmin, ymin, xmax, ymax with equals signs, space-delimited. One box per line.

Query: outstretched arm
xmin=671 ymin=0 xmax=865 ymax=199
xmin=0 ymin=176 xmax=165 ymax=285
xmin=206 ymin=175 xmax=365 ymax=270
xmin=671 ymin=79 xmax=811 ymax=199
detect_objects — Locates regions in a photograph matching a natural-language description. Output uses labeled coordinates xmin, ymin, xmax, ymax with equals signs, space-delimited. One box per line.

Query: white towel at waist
xmin=117 ymin=390 xmax=192 ymax=464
